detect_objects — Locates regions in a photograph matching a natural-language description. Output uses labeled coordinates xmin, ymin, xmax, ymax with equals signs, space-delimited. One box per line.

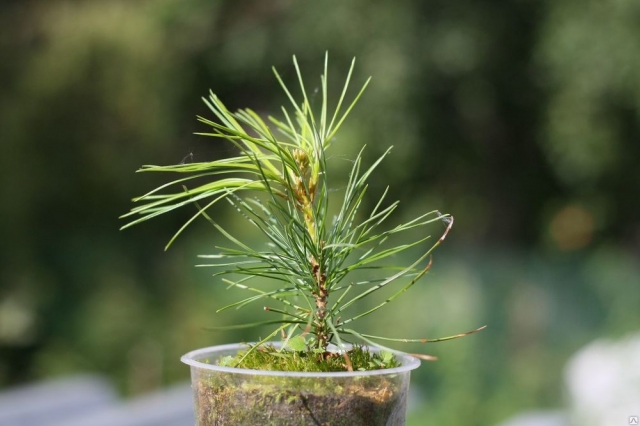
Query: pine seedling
xmin=121 ymin=54 xmax=485 ymax=369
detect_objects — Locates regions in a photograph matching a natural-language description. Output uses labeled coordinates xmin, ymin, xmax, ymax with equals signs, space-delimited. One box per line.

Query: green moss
xmin=221 ymin=344 xmax=399 ymax=372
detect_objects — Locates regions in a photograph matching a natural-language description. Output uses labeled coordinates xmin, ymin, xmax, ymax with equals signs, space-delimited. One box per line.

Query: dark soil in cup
xmin=195 ymin=378 xmax=406 ymax=425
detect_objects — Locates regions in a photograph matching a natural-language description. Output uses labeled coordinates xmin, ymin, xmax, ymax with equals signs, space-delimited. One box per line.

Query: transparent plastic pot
xmin=181 ymin=342 xmax=420 ymax=426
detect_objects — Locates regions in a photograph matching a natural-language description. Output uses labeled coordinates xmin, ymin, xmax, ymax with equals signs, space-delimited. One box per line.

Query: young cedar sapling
xmin=121 ymin=54 xmax=485 ymax=371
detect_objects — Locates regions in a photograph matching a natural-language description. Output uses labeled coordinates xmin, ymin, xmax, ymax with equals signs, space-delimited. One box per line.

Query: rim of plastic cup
xmin=181 ymin=342 xmax=421 ymax=377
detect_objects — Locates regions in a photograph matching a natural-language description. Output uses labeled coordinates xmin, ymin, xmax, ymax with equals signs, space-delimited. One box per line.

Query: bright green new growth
xmin=121 ymin=54 xmax=484 ymax=365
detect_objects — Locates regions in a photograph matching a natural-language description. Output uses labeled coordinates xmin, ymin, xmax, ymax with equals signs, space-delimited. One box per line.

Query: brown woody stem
xmin=312 ymin=259 xmax=329 ymax=351
xmin=291 ymin=148 xmax=328 ymax=350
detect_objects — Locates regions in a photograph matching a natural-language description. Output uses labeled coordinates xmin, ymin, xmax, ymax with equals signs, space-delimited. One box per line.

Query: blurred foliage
xmin=0 ymin=0 xmax=638 ymax=424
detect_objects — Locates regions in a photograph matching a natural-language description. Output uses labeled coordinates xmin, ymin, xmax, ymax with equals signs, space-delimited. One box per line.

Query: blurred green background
xmin=1 ymin=0 xmax=639 ymax=424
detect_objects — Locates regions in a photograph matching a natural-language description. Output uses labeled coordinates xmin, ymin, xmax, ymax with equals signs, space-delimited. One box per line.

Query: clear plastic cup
xmin=182 ymin=342 xmax=420 ymax=426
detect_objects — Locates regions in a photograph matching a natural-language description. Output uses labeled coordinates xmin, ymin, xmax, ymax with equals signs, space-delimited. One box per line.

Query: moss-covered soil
xmin=218 ymin=344 xmax=399 ymax=372
xmin=193 ymin=346 xmax=407 ymax=425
